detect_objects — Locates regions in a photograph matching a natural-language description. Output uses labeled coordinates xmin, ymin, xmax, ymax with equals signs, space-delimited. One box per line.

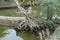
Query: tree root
xmin=14 ymin=19 xmax=55 ymax=40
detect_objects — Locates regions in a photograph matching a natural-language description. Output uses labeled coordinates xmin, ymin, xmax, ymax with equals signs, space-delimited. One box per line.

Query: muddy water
xmin=0 ymin=26 xmax=40 ymax=40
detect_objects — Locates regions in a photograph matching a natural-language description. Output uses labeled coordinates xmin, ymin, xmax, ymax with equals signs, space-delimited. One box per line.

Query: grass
xmin=0 ymin=8 xmax=23 ymax=17
xmin=0 ymin=5 xmax=48 ymax=17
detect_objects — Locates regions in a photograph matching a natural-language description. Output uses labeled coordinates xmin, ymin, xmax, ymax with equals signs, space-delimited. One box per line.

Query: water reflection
xmin=0 ymin=28 xmax=23 ymax=40
xmin=0 ymin=27 xmax=7 ymax=37
xmin=16 ymin=31 xmax=40 ymax=40
xmin=0 ymin=27 xmax=40 ymax=40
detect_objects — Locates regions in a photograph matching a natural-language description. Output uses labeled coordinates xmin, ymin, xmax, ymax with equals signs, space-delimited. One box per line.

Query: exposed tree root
xmin=14 ymin=0 xmax=56 ymax=40
xmin=14 ymin=18 xmax=55 ymax=40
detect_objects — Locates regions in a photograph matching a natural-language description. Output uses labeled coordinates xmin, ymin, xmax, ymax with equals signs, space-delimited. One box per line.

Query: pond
xmin=0 ymin=26 xmax=40 ymax=40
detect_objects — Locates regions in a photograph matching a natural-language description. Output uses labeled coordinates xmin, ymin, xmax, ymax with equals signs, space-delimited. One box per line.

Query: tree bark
xmin=0 ymin=16 xmax=25 ymax=27
xmin=0 ymin=16 xmax=59 ymax=26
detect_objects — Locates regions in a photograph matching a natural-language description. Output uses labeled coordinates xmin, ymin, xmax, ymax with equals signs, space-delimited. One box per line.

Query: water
xmin=0 ymin=26 xmax=40 ymax=40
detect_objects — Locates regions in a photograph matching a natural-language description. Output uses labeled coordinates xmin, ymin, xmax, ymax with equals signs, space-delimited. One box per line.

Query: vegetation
xmin=0 ymin=26 xmax=7 ymax=37
xmin=0 ymin=8 xmax=23 ymax=17
xmin=0 ymin=0 xmax=60 ymax=40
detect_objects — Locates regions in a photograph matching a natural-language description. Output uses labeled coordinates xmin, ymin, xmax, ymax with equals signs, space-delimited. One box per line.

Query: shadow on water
xmin=0 ymin=26 xmax=40 ymax=40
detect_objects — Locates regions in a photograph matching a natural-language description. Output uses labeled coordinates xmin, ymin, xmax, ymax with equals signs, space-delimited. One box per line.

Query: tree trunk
xmin=0 ymin=16 xmax=25 ymax=27
xmin=0 ymin=16 xmax=59 ymax=26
